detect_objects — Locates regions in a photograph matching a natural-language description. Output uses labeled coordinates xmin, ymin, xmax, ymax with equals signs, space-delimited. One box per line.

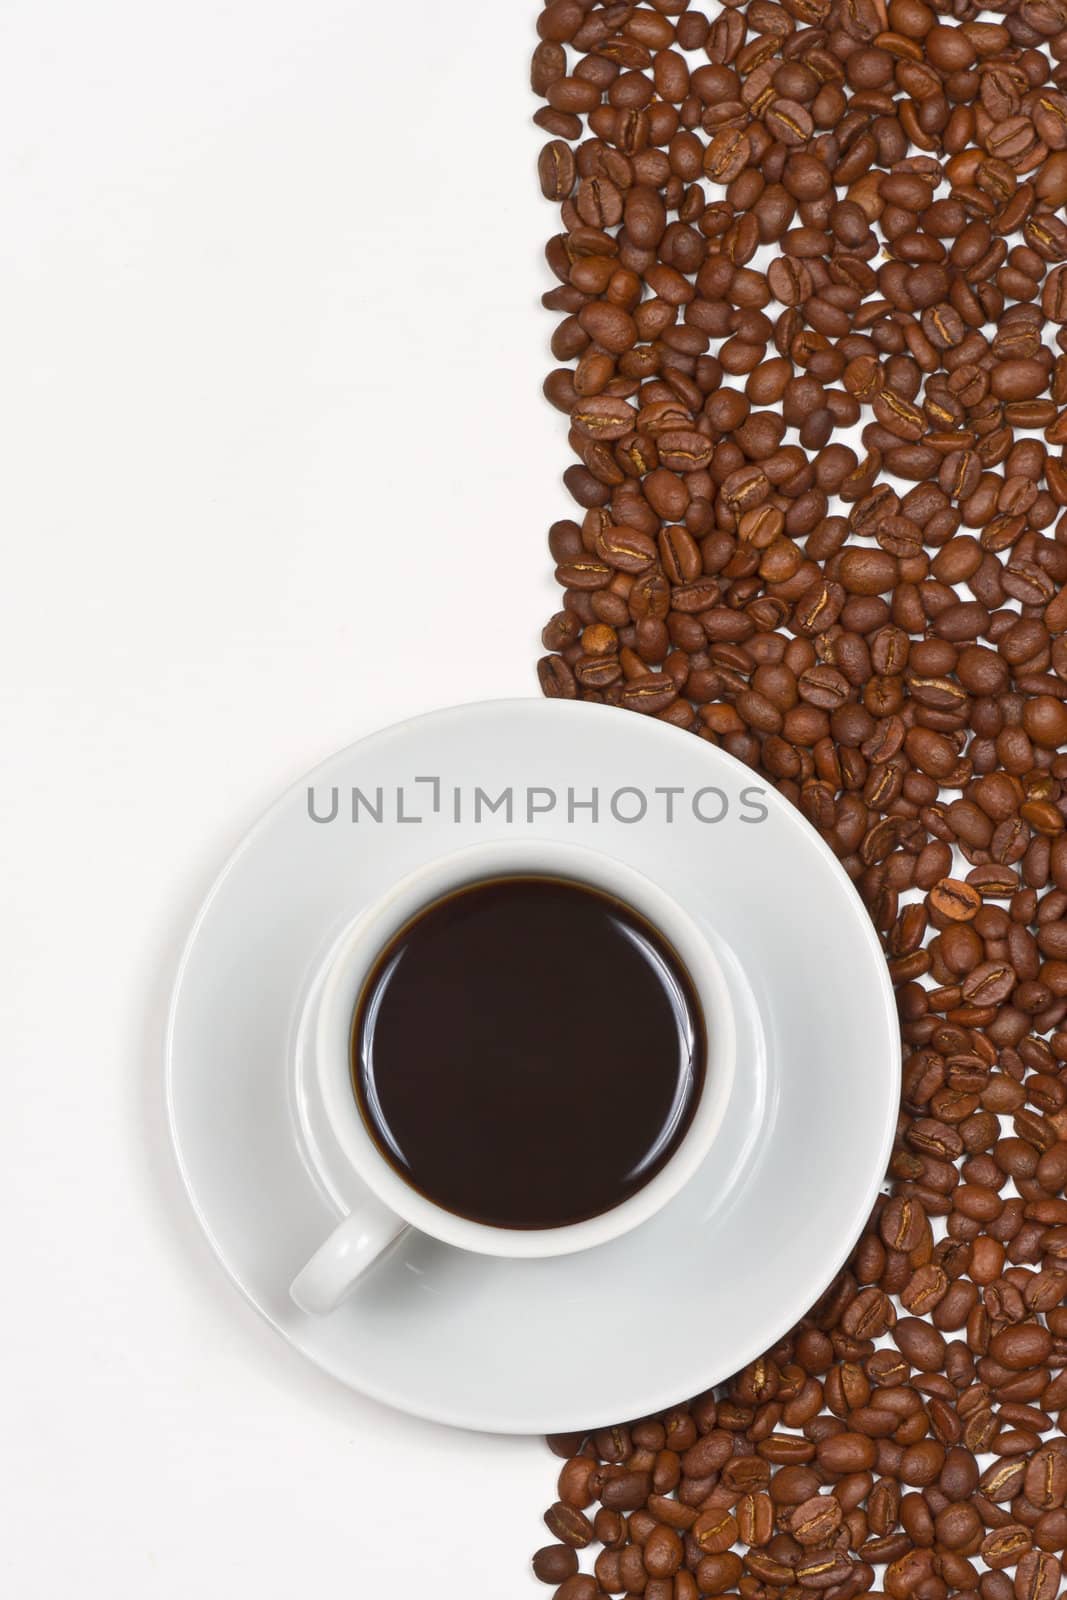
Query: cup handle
xmin=290 ymin=1197 xmax=407 ymax=1315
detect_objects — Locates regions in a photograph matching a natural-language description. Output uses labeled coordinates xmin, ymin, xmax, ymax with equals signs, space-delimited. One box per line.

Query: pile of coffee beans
xmin=531 ymin=0 xmax=1067 ymax=1595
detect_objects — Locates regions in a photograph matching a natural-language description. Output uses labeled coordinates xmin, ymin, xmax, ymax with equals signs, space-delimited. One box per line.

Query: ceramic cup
xmin=289 ymin=838 xmax=735 ymax=1315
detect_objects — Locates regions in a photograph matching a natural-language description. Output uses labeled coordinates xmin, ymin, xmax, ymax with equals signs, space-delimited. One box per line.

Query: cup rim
xmin=312 ymin=837 xmax=736 ymax=1258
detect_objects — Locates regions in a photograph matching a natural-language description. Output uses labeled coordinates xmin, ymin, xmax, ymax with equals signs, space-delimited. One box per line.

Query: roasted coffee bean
xmin=892 ymin=1319 xmax=946 ymax=1373
xmin=691 ymin=1508 xmax=738 ymax=1555
xmin=791 ymin=1495 xmax=843 ymax=1546
xmin=694 ymin=1551 xmax=742 ymax=1594
xmin=532 ymin=1545 xmax=580 ymax=1584
xmin=553 ymin=1578 xmax=598 ymax=1600
xmin=544 ymin=1504 xmax=594 ymax=1549
xmin=990 ymin=1324 xmax=1054 ymax=1371
xmin=600 ymin=1470 xmax=652 ymax=1512
xmin=816 ymin=1433 xmax=878 ymax=1475
xmin=1014 ymin=1549 xmax=1061 ymax=1600
xmin=643 ymin=1524 xmax=683 ymax=1578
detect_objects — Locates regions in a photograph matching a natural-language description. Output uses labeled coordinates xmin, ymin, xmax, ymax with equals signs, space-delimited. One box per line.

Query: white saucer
xmin=166 ymin=699 xmax=898 ymax=1434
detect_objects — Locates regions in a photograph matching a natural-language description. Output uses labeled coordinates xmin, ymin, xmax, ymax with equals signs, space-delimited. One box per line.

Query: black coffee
xmin=351 ymin=875 xmax=706 ymax=1229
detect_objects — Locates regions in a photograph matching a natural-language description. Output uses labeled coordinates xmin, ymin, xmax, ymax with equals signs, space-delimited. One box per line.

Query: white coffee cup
xmin=290 ymin=838 xmax=735 ymax=1315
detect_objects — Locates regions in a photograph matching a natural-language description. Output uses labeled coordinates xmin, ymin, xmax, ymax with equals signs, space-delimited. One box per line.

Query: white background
xmin=0 ymin=1 xmax=569 ymax=1591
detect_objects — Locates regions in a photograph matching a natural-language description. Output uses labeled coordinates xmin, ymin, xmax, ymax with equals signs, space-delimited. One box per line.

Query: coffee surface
xmin=352 ymin=875 xmax=705 ymax=1229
